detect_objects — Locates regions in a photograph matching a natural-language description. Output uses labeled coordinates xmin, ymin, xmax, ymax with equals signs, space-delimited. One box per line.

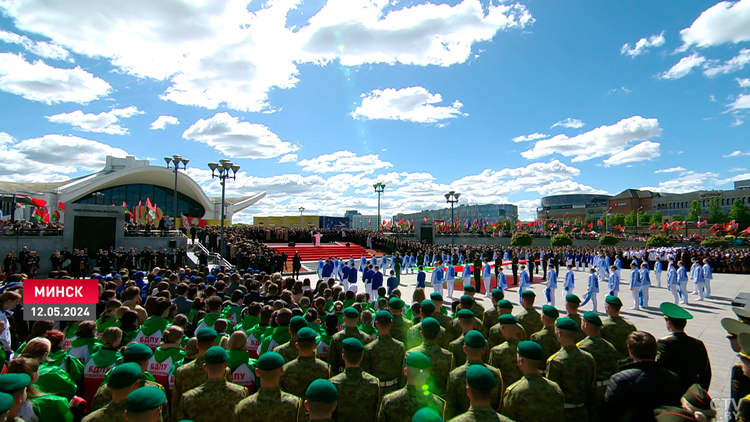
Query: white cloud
xmin=351 ymin=86 xmax=466 ymax=124
xmin=729 ymin=167 xmax=747 ymax=172
xmin=278 ymin=154 xmax=298 ymax=163
xmin=709 ymin=95 xmax=717 ymax=102
xmin=46 ymin=106 xmax=142 ymax=135
xmin=703 ymin=48 xmax=750 ymax=77
xmin=660 ymin=53 xmax=706 ymax=79
xmin=723 ymin=150 xmax=750 ymax=157
xmin=512 ymin=132 xmax=549 ymax=143
xmin=739 ymin=78 xmax=750 ymax=87
xmin=0 ymin=53 xmax=110 ymax=104
xmin=297 ymin=151 xmax=393 ymax=174
xmin=0 ymin=29 xmax=71 ymax=61
xmin=150 ymin=115 xmax=179 ymax=130
xmin=182 ymin=112 xmax=298 ymax=159
xmin=522 ymin=116 xmax=662 ymax=166
xmin=729 ymin=93 xmax=750 ymax=110
xmin=641 ymin=170 xmax=721 ymax=194
xmin=621 ymin=32 xmax=666 ymax=57
xmin=525 ymin=180 xmax=609 ymax=197
xmin=514 ymin=199 xmax=541 ymax=220
xmin=551 ymin=118 xmax=585 ymax=129
xmin=679 ymin=0 xmax=750 ymax=49
xmin=655 ymin=166 xmax=686 ymax=173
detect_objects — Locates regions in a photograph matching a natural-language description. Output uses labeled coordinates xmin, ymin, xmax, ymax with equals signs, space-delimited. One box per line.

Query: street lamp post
xmin=92 ymin=192 xmax=104 ymax=205
xmin=636 ymin=206 xmax=644 ymax=236
xmin=298 ymin=207 xmax=305 ymax=216
xmin=444 ymin=191 xmax=460 ymax=248
xmin=605 ymin=207 xmax=613 ymax=233
xmin=208 ymin=159 xmax=240 ymax=258
xmin=373 ymin=183 xmax=385 ymax=231
xmin=165 ymin=155 xmax=189 ymax=228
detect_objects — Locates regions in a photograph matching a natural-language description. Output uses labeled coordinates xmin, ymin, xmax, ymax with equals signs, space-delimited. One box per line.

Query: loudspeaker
xmin=288 ymin=242 xmax=295 ymax=247
xmin=168 ymin=240 xmax=176 ymax=248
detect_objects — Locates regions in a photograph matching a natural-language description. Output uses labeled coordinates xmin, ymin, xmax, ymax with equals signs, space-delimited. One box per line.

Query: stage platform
xmin=268 ymin=243 xmax=373 ymax=261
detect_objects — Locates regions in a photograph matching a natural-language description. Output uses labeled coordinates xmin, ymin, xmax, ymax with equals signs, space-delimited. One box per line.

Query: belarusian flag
xmin=52 ymin=210 xmax=61 ymax=222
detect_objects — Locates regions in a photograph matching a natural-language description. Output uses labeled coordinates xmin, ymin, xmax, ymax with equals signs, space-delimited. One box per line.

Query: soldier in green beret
xmin=600 ymin=295 xmax=637 ymax=366
xmin=390 ymin=298 xmax=414 ymax=344
xmin=429 ymin=293 xmax=454 ymax=330
xmin=576 ymin=312 xmax=619 ymax=422
xmin=461 ymin=286 xmax=485 ymax=322
xmin=234 ymin=352 xmax=305 ymax=422
xmin=722 ymin=318 xmax=750 ymax=421
xmin=412 ymin=407 xmax=443 ymax=422
xmin=487 ymin=300 xmax=526 ymax=350
xmin=83 ymin=363 xmax=142 ymax=422
xmin=545 ymin=317 xmax=595 ymax=422
xmin=444 ymin=331 xmax=502 ymax=419
xmin=481 ymin=290 xmax=504 ymax=339
xmin=280 ymin=327 xmax=329 ymax=400
xmin=305 ymin=379 xmax=338 ymax=422
xmin=177 ymin=346 xmax=248 ymax=422
xmin=172 ymin=328 xmax=218 ymax=421
xmin=448 ymin=297 xmax=482 ymax=344
xmin=362 ymin=310 xmax=407 ymax=395
xmin=378 ymin=352 xmax=446 ymax=422
xmin=486 ymin=315 xmax=523 ymax=388
xmin=125 ymin=386 xmax=166 ymax=422
xmin=448 ymin=365 xmax=512 ymax=422
xmin=529 ymin=305 xmax=560 ymax=370
xmin=653 ymin=383 xmax=717 ymax=422
xmin=563 ymin=294 xmax=586 ymax=344
xmin=0 ymin=392 xmax=15 ymax=422
xmin=407 ymin=301 xmax=447 ymax=350
xmin=274 ymin=316 xmax=308 ymax=363
xmin=515 ymin=291 xmax=542 ymax=341
xmin=329 ymin=307 xmax=372 ymax=376
xmin=501 ymin=341 xmax=564 ymax=422
xmin=657 ymin=302 xmax=712 ymax=393
xmin=449 ymin=310 xmax=478 ymax=369
xmin=329 ymin=338 xmax=381 ymax=422
xmin=0 ymin=373 xmax=31 ymax=422
xmin=407 ymin=318 xmax=453 ymax=397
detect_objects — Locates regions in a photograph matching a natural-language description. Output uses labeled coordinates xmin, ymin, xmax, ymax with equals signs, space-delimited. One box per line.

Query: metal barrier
xmin=0 ymin=228 xmax=63 ymax=236
xmin=191 ymin=240 xmax=234 ymax=269
xmin=124 ymin=230 xmax=186 ymax=237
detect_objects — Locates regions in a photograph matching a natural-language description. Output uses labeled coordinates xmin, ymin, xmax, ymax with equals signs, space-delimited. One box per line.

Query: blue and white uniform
xmin=639 ymin=267 xmax=651 ymax=308
xmin=462 ymin=264 xmax=472 ymax=290
xmin=629 ymin=269 xmax=641 ymax=310
xmin=702 ymin=262 xmax=713 ymax=297
xmin=677 ymin=265 xmax=689 ymax=304
xmin=653 ymin=260 xmax=663 ymax=288
xmin=586 ymin=273 xmax=599 ymax=312
xmin=691 ymin=262 xmax=705 ymax=301
xmin=546 ymin=267 xmax=558 ymax=306
xmin=563 ymin=269 xmax=575 ymax=299
xmin=482 ymin=262 xmax=493 ymax=297
xmin=446 ymin=264 xmax=456 ymax=299
xmin=608 ymin=271 xmax=620 ymax=297
xmin=431 ymin=266 xmax=445 ymax=296
xmin=667 ymin=266 xmax=679 ymax=304
xmin=518 ymin=269 xmax=530 ymax=304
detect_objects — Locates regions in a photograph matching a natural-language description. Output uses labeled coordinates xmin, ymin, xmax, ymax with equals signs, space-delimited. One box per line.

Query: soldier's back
xmin=481 ymin=308 xmax=498 ymax=338
xmin=81 ymin=400 xmax=126 ymax=422
xmin=501 ymin=374 xmax=564 ymax=422
xmin=406 ymin=323 xmax=446 ymax=350
xmin=391 ymin=315 xmax=413 ymax=344
xmin=172 ymin=356 xmax=208 ymax=419
xmin=444 ymin=362 xmax=502 ymax=419
xmin=362 ymin=334 xmax=406 ymax=395
xmin=448 ymin=336 xmax=467 ymax=369
xmin=279 ymin=356 xmax=330 ymax=399
xmin=407 ymin=343 xmax=452 ymax=396
xmin=378 ymin=386 xmax=446 ymax=422
xmin=273 ymin=340 xmax=299 ymax=363
xmin=529 ymin=327 xmax=560 ymax=366
xmin=577 ymin=336 xmax=619 ymax=382
xmin=330 ymin=327 xmax=372 ymax=375
xmin=486 ymin=338 xmax=523 ymax=388
xmin=329 ymin=367 xmax=381 ymax=422
xmin=601 ymin=316 xmax=636 ymax=361
xmin=234 ymin=387 xmax=303 ymax=422
xmin=487 ymin=324 xmax=525 ymax=350
xmin=178 ymin=379 xmax=247 ymax=422
xmin=566 ymin=314 xmax=587 ymax=344
xmin=515 ymin=308 xmax=542 ymax=340
xmin=545 ymin=345 xmax=595 ymax=420
xmin=449 ymin=406 xmax=514 ymax=422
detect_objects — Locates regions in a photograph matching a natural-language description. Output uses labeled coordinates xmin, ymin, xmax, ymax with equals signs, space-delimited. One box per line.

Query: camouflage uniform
xmin=486 ymin=338 xmax=523 ymax=388
xmin=273 ymin=339 xmax=299 ymax=363
xmin=91 ymin=378 xmax=166 ymax=421
xmin=81 ymin=400 xmax=126 ymax=422
xmin=449 ymin=406 xmax=514 ymax=422
xmin=470 ymin=302 xmax=486 ymax=322
xmin=447 ymin=318 xmax=483 ymax=345
xmin=566 ymin=314 xmax=587 ymax=344
xmin=444 ymin=361 xmax=503 ymax=419
xmin=545 ymin=345 xmax=595 ymax=422
xmin=329 ymin=367 xmax=381 ymax=422
xmin=233 ymin=387 xmax=305 ymax=422
xmin=328 ymin=327 xmax=372 ymax=376
xmin=433 ymin=311 xmax=454 ymax=331
xmin=361 ymin=334 xmax=406 ymax=395
xmin=406 ymin=323 xmax=446 ymax=350
xmin=576 ymin=335 xmax=619 ymax=422
xmin=481 ymin=307 xmax=499 ymax=338
xmin=529 ymin=327 xmax=560 ymax=370
xmin=407 ymin=342 xmax=452 ymax=396
xmin=172 ymin=356 xmax=208 ymax=421
xmin=279 ymin=355 xmax=330 ymax=399
xmin=391 ymin=315 xmax=413 ymax=344
xmin=501 ymin=373 xmax=564 ymax=422
xmin=515 ymin=307 xmax=542 ymax=341
xmin=600 ymin=315 xmax=637 ymax=363
xmin=177 ymin=378 xmax=247 ymax=422
xmin=377 ymin=385 xmax=446 ymax=422
xmin=448 ymin=335 xmax=468 ymax=370
xmin=487 ymin=324 xmax=526 ymax=351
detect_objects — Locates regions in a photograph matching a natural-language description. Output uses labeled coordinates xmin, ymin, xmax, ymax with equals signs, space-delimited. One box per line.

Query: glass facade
xmin=74 ymin=184 xmax=205 ymax=217
xmin=540 ymin=194 xmax=612 ymax=207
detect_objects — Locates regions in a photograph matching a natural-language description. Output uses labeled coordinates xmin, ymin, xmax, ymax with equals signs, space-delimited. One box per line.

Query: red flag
xmin=586 ymin=222 xmax=593 ymax=229
xmin=187 ymin=217 xmax=207 ymax=227
xmin=597 ymin=219 xmax=603 ymax=226
xmin=741 ymin=227 xmax=750 ymax=235
xmin=42 ymin=207 xmax=50 ymax=223
xmin=726 ymin=220 xmax=735 ymax=231
xmin=146 ymin=198 xmax=154 ymax=211
xmin=648 ymin=223 xmax=656 ymax=230
xmin=697 ymin=220 xmax=707 ymax=227
xmin=57 ymin=201 xmax=65 ymax=212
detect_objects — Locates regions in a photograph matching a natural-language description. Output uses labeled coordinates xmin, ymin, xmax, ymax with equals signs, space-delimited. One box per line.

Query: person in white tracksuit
xmin=445 ymin=263 xmax=456 ymax=299
xmin=482 ymin=260 xmax=493 ymax=297
xmin=608 ymin=265 xmax=619 ymax=297
xmin=639 ymin=262 xmax=651 ymax=308
xmin=546 ymin=266 xmax=557 ymax=307
xmin=667 ymin=264 xmax=679 ymax=304
xmin=677 ymin=261 xmax=689 ymax=305
xmin=653 ymin=259 xmax=663 ymax=288
xmin=629 ymin=262 xmax=641 ymax=311
xmin=431 ymin=265 xmax=445 ymax=296
xmin=702 ymin=258 xmax=713 ymax=298
xmin=563 ymin=265 xmax=575 ymax=300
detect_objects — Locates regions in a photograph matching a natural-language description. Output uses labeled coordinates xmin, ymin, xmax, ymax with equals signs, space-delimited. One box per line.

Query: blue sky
xmin=0 ymin=0 xmax=749 ymax=221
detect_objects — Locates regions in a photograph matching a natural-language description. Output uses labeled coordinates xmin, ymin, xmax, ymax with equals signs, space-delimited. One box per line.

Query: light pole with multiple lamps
xmin=92 ymin=192 xmax=105 ymax=205
xmin=165 ymin=155 xmax=189 ymax=228
xmin=605 ymin=206 xmax=613 ymax=233
xmin=298 ymin=207 xmax=305 ymax=216
xmin=445 ymin=191 xmax=460 ymax=247
xmin=373 ymin=182 xmax=385 ymax=231
xmin=208 ymin=159 xmax=240 ymax=257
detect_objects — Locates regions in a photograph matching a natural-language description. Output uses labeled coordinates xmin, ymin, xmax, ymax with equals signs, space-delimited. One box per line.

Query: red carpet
xmin=269 ymin=244 xmax=373 ymax=261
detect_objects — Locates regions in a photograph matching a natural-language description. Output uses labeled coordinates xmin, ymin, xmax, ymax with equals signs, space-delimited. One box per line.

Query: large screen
xmin=73 ymin=216 xmax=117 ymax=252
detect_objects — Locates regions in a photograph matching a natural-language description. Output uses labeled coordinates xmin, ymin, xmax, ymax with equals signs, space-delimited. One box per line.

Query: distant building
xmin=606 ymin=189 xmax=663 ymax=216
xmin=393 ymin=203 xmax=518 ymax=225
xmin=735 ymin=179 xmax=750 ymax=190
xmin=350 ymin=214 xmax=379 ymax=229
xmin=537 ymin=194 xmax=613 ymax=220
xmin=652 ymin=189 xmax=750 ymax=218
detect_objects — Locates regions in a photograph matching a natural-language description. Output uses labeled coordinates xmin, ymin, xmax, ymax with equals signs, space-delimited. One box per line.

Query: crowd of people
xmin=0 ymin=219 xmax=63 ymax=236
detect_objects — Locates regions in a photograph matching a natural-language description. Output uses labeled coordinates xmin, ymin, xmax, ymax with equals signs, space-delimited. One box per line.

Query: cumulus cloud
xmin=46 ymin=106 xmax=142 ymax=135
xmin=182 ymin=112 xmax=298 ymax=159
xmin=551 ymin=118 xmax=585 ymax=129
xmin=150 ymin=115 xmax=179 ymax=130
xmin=512 ymin=132 xmax=549 ymax=143
xmin=522 ymin=116 xmax=662 ymax=165
xmin=0 ymin=53 xmax=110 ymax=104
xmin=660 ymin=53 xmax=706 ymax=79
xmin=525 ymin=180 xmax=609 ymax=197
xmin=641 ymin=170 xmax=723 ymax=194
xmin=297 ymin=151 xmax=393 ymax=174
xmin=679 ymin=0 xmax=750 ymax=49
xmin=729 ymin=93 xmax=750 ymax=110
xmin=729 ymin=167 xmax=747 ymax=172
xmin=655 ymin=166 xmax=686 ymax=173
xmin=703 ymin=48 xmax=750 ymax=77
xmin=621 ymin=32 xmax=666 ymax=57
xmin=352 ymin=86 xmax=465 ymax=124
xmin=278 ymin=154 xmax=298 ymax=163
xmin=739 ymin=78 xmax=750 ymax=87
xmin=0 ymin=30 xmax=71 ymax=61
xmin=724 ymin=150 xmax=750 ymax=157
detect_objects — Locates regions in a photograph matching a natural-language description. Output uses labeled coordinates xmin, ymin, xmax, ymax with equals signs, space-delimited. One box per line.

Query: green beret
xmin=296 ymin=327 xmax=318 ymax=342
xmin=456 ymin=309 xmax=475 ymax=319
xmin=542 ymin=305 xmax=559 ymax=319
xmin=583 ymin=312 xmax=603 ymax=327
xmin=605 ymin=295 xmax=623 ymax=307
xmin=722 ymin=318 xmax=750 ymax=337
xmin=555 ymin=317 xmax=579 ymax=331
xmin=520 ymin=290 xmax=536 ymax=298
xmin=420 ymin=300 xmax=436 ymax=313
xmin=290 ymin=316 xmax=308 ymax=332
xmin=660 ymin=302 xmax=693 ymax=320
xmin=257 ymin=352 xmax=285 ymax=371
xmin=125 ymin=386 xmax=166 ymax=413
xmin=0 ymin=373 xmax=30 ymax=393
xmin=0 ymin=392 xmax=14 ymax=415
xmin=491 ymin=289 xmax=504 ymax=300
xmin=466 ymin=364 xmax=497 ymax=390
xmin=682 ymin=383 xmax=712 ymax=411
xmin=204 ymin=346 xmax=230 ymax=364
xmin=406 ymin=352 xmax=431 ymax=369
xmin=497 ymin=314 xmax=518 ymax=325
xmin=343 ymin=307 xmax=360 ymax=318
xmin=108 ymin=362 xmax=142 ymax=389
xmin=460 ymin=295 xmax=474 ymax=305
xmin=389 ymin=297 xmax=405 ymax=309
xmin=412 ymin=407 xmax=444 ymax=422
xmin=464 ymin=330 xmax=486 ymax=349
xmin=375 ymin=310 xmax=394 ymax=322
xmin=420 ymin=317 xmax=441 ymax=333
xmin=196 ymin=328 xmax=218 ymax=342
xmin=463 ymin=285 xmax=476 ymax=293
xmin=342 ymin=337 xmax=365 ymax=352
xmin=123 ymin=343 xmax=153 ymax=362
xmin=565 ymin=294 xmax=581 ymax=304
xmin=517 ymin=341 xmax=545 ymax=361
xmin=430 ymin=292 xmax=443 ymax=301
xmin=305 ymin=379 xmax=338 ymax=403
xmin=497 ymin=300 xmax=513 ymax=310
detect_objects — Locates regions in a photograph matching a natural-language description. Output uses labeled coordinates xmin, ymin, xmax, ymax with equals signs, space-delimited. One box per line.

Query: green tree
xmin=701 ymin=236 xmax=730 ymax=248
xmin=599 ymin=234 xmax=620 ymax=246
xmin=687 ymin=200 xmax=702 ymax=222
xmin=511 ymin=232 xmax=533 ymax=246
xmin=672 ymin=214 xmax=684 ymax=222
xmin=639 ymin=211 xmax=651 ymax=225
xmin=611 ymin=213 xmax=625 ymax=227
xmin=651 ymin=210 xmax=663 ymax=224
xmin=728 ymin=199 xmax=750 ymax=231
xmin=550 ymin=233 xmax=574 ymax=247
xmin=583 ymin=214 xmax=595 ymax=227
xmin=707 ymin=199 xmax=727 ymax=224
xmin=624 ymin=211 xmax=637 ymax=226
xmin=647 ymin=235 xmax=674 ymax=247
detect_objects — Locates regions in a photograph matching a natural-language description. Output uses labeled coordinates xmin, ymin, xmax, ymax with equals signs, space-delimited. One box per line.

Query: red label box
xmin=25 ymin=279 xmax=99 ymax=304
